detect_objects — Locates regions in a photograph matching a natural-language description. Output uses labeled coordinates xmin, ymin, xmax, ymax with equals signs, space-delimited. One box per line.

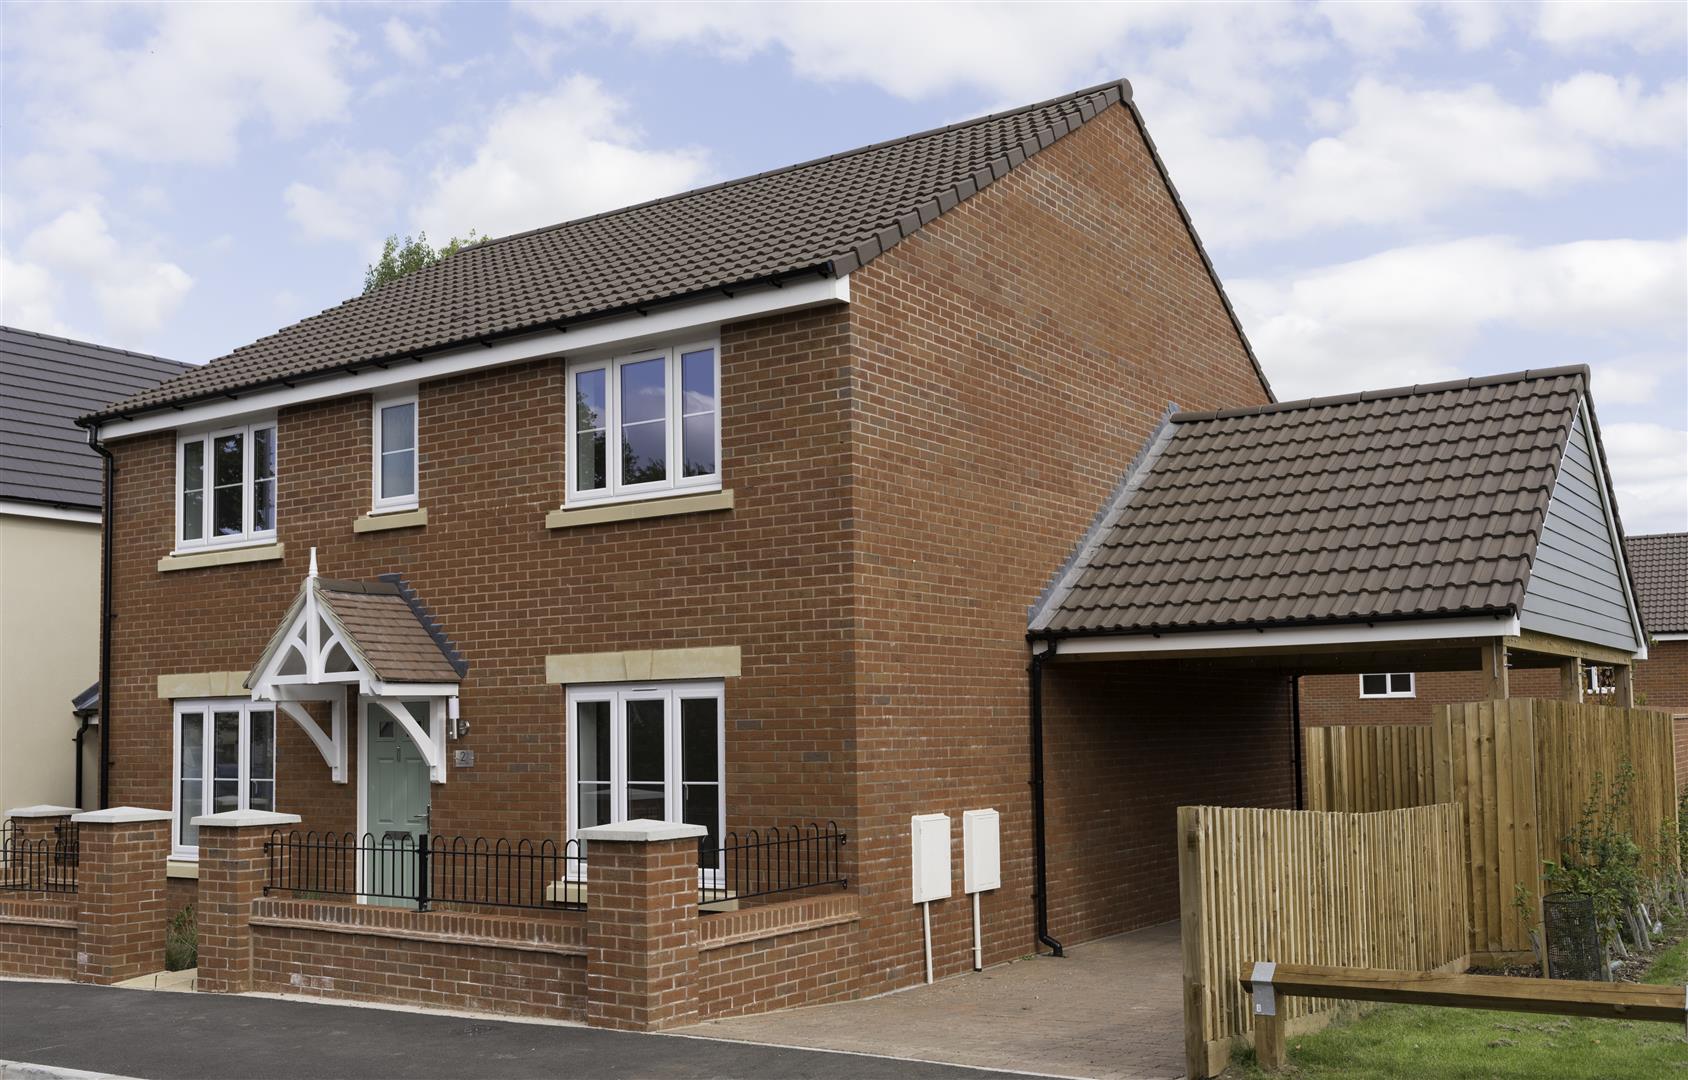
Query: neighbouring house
xmin=66 ymin=79 xmax=1651 ymax=1018
xmin=1626 ymin=532 xmax=1688 ymax=782
xmin=0 ymin=327 xmax=189 ymax=814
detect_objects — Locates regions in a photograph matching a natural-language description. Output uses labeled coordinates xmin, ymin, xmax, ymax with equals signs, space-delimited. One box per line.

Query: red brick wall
xmin=249 ymin=899 xmax=587 ymax=1019
xmin=1634 ymin=640 xmax=1688 ymax=787
xmin=0 ymin=897 xmax=77 ymax=979
xmin=1300 ymin=667 xmax=1562 ymax=726
xmin=696 ymin=894 xmax=861 ymax=1019
xmin=844 ymin=103 xmax=1275 ymax=991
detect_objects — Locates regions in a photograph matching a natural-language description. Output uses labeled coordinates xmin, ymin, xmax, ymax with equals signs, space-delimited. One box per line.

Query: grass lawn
xmin=1225 ymin=931 xmax=1688 ymax=1078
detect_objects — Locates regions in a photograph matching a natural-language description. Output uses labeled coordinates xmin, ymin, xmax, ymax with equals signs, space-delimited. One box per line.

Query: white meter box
xmin=963 ymin=808 xmax=1000 ymax=894
xmin=910 ymin=813 xmax=952 ymax=903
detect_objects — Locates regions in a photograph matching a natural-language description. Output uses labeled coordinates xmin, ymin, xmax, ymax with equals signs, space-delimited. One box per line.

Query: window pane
xmin=213 ymin=432 xmax=243 ymax=487
xmin=252 ymin=427 xmax=276 ymax=532
xmin=184 ymin=440 xmax=205 ymax=490
xmin=627 ymin=784 xmax=666 ymax=821
xmin=1360 ymin=674 xmax=1387 ymax=696
xmin=684 ymin=785 xmax=720 ymax=864
xmin=681 ymin=697 xmax=719 ymax=783
xmin=575 ymin=369 xmax=606 ymax=432
xmin=380 ymin=403 xmax=416 ymax=453
xmin=181 ymin=442 xmax=205 ymax=542
xmin=252 ymin=479 xmax=275 ymax=532
xmin=183 ymin=491 xmax=204 ymax=541
xmin=681 ymin=349 xmax=715 ymax=414
xmin=249 ymin=710 xmax=275 ymax=781
xmin=179 ymin=712 xmax=204 ymax=779
xmin=625 ymin=699 xmax=665 ymax=781
xmin=213 ymin=485 xmax=243 ymax=535
xmin=682 ymin=413 xmax=716 ymax=478
xmin=1390 ymin=673 xmax=1413 ymax=694
xmin=575 ymin=431 xmax=606 ymax=491
xmin=214 ymin=711 xmax=241 ymax=780
xmin=212 ymin=780 xmax=240 ymax=815
xmin=179 ymin=781 xmax=202 ymax=848
xmin=381 ymin=449 xmax=416 ymax=499
xmin=248 ymin=779 xmax=274 ymax=813
xmin=577 ymin=783 xmax=611 ymax=830
xmin=621 ymin=420 xmax=667 ymax=484
xmin=619 ymin=357 xmax=666 ymax=424
xmin=253 ymin=426 xmax=276 ymax=481
xmin=577 ymin=700 xmax=611 ymax=783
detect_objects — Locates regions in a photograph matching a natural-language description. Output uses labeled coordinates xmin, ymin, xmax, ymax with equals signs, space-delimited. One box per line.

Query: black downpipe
xmin=1290 ymin=675 xmax=1304 ymax=810
xmin=73 ymin=714 xmax=93 ymax=809
xmin=86 ymin=425 xmax=116 ymax=810
xmin=1029 ymin=640 xmax=1064 ymax=957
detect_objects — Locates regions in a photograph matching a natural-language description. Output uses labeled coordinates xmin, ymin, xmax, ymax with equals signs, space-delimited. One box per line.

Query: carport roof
xmin=1031 ymin=366 xmax=1630 ymax=640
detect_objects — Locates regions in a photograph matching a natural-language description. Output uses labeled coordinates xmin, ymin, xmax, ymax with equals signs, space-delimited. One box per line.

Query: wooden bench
xmin=1239 ymin=961 xmax=1688 ymax=1071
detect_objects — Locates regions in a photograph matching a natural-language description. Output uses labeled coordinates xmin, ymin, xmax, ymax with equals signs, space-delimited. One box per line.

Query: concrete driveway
xmin=683 ymin=921 xmax=1185 ymax=1080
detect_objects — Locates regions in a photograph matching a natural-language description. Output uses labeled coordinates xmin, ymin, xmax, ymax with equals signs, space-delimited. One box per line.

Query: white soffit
xmin=94 ymin=275 xmax=851 ymax=441
xmin=1040 ymin=615 xmax=1523 ymax=657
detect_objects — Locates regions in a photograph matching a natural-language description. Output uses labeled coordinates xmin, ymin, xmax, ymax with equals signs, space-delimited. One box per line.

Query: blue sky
xmin=3 ymin=1 xmax=1685 ymax=531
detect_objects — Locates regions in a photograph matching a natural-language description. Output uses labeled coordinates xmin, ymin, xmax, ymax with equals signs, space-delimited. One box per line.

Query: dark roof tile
xmin=1625 ymin=533 xmax=1688 ymax=635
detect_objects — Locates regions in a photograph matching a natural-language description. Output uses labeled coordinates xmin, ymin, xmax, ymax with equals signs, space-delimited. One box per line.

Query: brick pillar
xmin=70 ymin=807 xmax=171 ymax=984
xmin=582 ymin=819 xmax=707 ymax=1031
xmin=195 ymin=810 xmax=300 ymax=993
xmin=6 ymin=805 xmax=77 ymax=889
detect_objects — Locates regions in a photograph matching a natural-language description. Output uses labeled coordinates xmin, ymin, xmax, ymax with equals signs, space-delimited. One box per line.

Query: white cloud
xmin=1547 ymin=73 xmax=1688 ymax=149
xmin=413 ymin=75 xmax=713 ymax=241
xmin=21 ymin=206 xmax=193 ymax=338
xmin=1230 ymin=235 xmax=1687 ymax=399
xmin=1317 ymin=1 xmax=1427 ymax=55
xmin=284 ymin=150 xmax=406 ymax=244
xmin=0 ymin=247 xmax=70 ymax=336
xmin=1602 ymin=422 xmax=1688 ymax=535
xmin=1536 ymin=1 xmax=1688 ymax=53
xmin=383 ymin=17 xmax=440 ymax=64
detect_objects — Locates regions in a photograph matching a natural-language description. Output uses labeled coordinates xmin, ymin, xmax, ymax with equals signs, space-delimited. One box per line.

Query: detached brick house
xmin=70 ymin=78 xmax=1652 ymax=1012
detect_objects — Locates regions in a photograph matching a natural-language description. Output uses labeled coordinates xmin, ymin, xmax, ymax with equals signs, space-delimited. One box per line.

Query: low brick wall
xmin=697 ymin=894 xmax=861 ymax=1020
xmin=249 ymin=899 xmax=589 ymax=1020
xmin=0 ymin=896 xmax=78 ymax=980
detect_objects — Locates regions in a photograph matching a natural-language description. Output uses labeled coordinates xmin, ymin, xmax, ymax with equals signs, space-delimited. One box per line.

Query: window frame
xmin=174 ymin=418 xmax=277 ymax=551
xmin=1584 ymin=664 xmax=1615 ymax=695
xmin=1359 ymin=672 xmax=1416 ymax=699
xmin=371 ymin=390 xmax=420 ymax=512
xmin=564 ymin=340 xmax=720 ymax=507
xmin=563 ymin=680 xmax=725 ymax=876
xmin=170 ymin=698 xmax=279 ymax=859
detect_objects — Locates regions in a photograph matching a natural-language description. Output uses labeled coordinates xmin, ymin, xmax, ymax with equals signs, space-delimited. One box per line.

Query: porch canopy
xmin=246 ymin=551 xmax=465 ymax=782
xmin=1029 ymin=367 xmax=1650 ymax=690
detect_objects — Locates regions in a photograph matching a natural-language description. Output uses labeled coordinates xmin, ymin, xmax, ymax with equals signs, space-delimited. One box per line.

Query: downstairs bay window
xmin=176 ymin=420 xmax=277 ymax=549
xmin=565 ymin=343 xmax=719 ymax=505
xmin=173 ymin=700 xmax=276 ymax=857
xmin=565 ymin=681 xmax=724 ymax=867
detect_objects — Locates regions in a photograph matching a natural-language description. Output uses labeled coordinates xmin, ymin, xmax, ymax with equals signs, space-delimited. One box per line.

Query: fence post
xmin=195 ymin=810 xmax=301 ymax=993
xmin=69 ymin=807 xmax=171 ymax=984
xmin=6 ymin=806 xmax=78 ymax=889
xmin=580 ymin=819 xmax=707 ymax=1031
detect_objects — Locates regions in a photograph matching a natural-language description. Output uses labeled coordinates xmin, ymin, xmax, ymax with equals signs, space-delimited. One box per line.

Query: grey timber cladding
xmin=0 ymin=326 xmax=189 ymax=511
xmin=1625 ymin=533 xmax=1688 ymax=635
xmin=1518 ymin=408 xmax=1640 ymax=651
xmin=1034 ymin=367 xmax=1600 ymax=637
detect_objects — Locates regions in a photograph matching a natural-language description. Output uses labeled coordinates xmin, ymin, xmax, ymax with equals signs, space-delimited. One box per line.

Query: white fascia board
xmin=0 ymin=499 xmax=100 ymax=524
xmin=94 ymin=275 xmax=851 ymax=442
xmin=1043 ymin=615 xmax=1523 ymax=657
xmin=1653 ymin=633 xmax=1688 ymax=642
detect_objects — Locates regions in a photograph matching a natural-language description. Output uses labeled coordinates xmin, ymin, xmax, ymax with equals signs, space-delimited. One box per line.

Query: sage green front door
xmin=364 ymin=704 xmax=430 ymax=907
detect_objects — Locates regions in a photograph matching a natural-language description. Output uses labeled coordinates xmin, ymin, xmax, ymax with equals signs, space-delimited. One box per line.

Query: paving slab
xmin=682 ymin=921 xmax=1185 ymax=1080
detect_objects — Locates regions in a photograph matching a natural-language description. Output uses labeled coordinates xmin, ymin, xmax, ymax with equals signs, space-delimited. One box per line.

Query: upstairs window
xmin=566 ymin=343 xmax=718 ymax=504
xmin=177 ymin=421 xmax=276 ymax=549
xmin=372 ymin=392 xmax=419 ymax=511
xmin=1359 ymin=672 xmax=1415 ymax=699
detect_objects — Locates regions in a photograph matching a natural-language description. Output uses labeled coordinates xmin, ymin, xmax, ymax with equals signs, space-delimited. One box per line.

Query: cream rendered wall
xmin=0 ymin=512 xmax=100 ymax=812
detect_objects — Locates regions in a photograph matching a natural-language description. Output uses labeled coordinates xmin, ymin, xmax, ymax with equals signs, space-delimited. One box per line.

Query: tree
xmin=362 ymin=230 xmax=481 ymax=294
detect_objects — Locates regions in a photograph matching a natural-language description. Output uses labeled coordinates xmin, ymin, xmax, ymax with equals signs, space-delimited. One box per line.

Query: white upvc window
xmin=1584 ymin=664 xmax=1615 ymax=695
xmin=565 ymin=341 xmax=719 ymax=505
xmin=565 ymin=681 xmax=724 ymax=869
xmin=176 ymin=420 xmax=277 ymax=549
xmin=371 ymin=391 xmax=419 ymax=511
xmin=172 ymin=700 xmax=278 ymax=858
xmin=1359 ymin=672 xmax=1415 ymax=699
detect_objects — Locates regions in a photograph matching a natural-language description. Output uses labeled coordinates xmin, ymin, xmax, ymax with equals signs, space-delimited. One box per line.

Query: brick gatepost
xmin=70 ymin=807 xmax=171 ymax=984
xmin=195 ymin=809 xmax=301 ymax=993
xmin=5 ymin=805 xmax=78 ymax=890
xmin=581 ymin=819 xmax=708 ymax=1031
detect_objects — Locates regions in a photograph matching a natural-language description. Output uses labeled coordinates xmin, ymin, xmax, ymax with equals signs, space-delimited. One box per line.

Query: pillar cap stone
xmin=72 ymin=807 xmax=172 ymax=824
xmin=190 ymin=810 xmax=302 ymax=828
xmin=577 ymin=819 xmax=707 ymax=843
xmin=6 ymin=804 xmax=80 ymax=818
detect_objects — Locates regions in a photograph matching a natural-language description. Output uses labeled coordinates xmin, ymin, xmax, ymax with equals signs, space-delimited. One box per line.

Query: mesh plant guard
xmin=1543 ymin=892 xmax=1605 ymax=981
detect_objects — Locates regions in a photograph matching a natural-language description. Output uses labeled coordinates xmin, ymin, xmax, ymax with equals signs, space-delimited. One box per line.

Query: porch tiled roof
xmin=1625 ymin=532 xmax=1688 ymax=635
xmin=1032 ymin=367 xmax=1593 ymax=637
xmin=318 ymin=579 xmax=464 ymax=685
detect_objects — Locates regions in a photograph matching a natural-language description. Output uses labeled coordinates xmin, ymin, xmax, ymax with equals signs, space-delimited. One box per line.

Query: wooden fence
xmin=1303 ymin=699 xmax=1678 ymax=962
xmin=1178 ymin=803 xmax=1469 ymax=1080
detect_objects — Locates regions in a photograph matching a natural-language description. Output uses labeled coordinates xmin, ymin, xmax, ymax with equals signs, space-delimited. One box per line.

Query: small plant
xmin=1512 ymin=883 xmax=1543 ymax=970
xmin=165 ymin=904 xmax=196 ymax=971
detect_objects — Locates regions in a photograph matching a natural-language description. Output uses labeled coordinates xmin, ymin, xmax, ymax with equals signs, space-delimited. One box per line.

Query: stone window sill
xmin=545 ymin=489 xmax=733 ymax=530
xmin=158 ymin=542 xmax=285 ymax=573
xmin=167 ymin=860 xmax=199 ymax=880
xmin=353 ymin=507 xmax=428 ymax=533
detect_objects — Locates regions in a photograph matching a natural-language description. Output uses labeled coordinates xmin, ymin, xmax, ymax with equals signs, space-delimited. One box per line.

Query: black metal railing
xmin=700 ymin=821 xmax=847 ymax=907
xmin=0 ymin=821 xmax=78 ymax=893
xmin=264 ymin=831 xmax=585 ymax=911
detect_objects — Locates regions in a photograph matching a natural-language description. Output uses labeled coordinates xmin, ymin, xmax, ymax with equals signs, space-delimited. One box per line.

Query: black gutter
xmin=85 ymin=425 xmax=115 ymax=810
xmin=1290 ymin=676 xmax=1304 ymax=811
xmin=1029 ymin=640 xmax=1063 ymax=957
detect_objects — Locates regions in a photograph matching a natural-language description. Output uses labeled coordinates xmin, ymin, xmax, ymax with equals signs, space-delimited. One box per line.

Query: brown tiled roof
xmin=1625 ymin=533 xmax=1688 ymax=635
xmin=319 ymin=579 xmax=464 ymax=685
xmin=1032 ymin=367 xmax=1593 ymax=636
xmin=89 ymin=78 xmax=1271 ymax=423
